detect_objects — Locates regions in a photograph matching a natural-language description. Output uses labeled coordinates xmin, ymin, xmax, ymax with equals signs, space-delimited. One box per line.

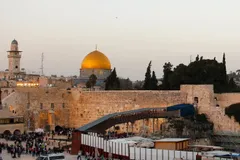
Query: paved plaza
xmin=0 ymin=138 xmax=77 ymax=160
xmin=0 ymin=150 xmax=77 ymax=160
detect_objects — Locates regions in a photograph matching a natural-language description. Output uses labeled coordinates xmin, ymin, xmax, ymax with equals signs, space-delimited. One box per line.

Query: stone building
xmin=0 ymin=39 xmax=24 ymax=80
xmin=0 ymin=40 xmax=40 ymax=87
xmin=73 ymin=49 xmax=112 ymax=88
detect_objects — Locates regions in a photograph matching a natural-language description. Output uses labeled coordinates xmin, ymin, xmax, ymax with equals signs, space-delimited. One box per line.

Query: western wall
xmin=1 ymin=85 xmax=240 ymax=134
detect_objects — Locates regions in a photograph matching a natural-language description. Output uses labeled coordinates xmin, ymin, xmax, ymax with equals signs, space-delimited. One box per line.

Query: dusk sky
xmin=1 ymin=0 xmax=240 ymax=80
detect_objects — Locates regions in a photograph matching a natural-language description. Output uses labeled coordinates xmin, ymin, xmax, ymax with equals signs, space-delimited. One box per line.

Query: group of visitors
xmin=55 ymin=127 xmax=74 ymax=140
xmin=77 ymin=150 xmax=105 ymax=160
xmin=0 ymin=132 xmax=65 ymax=158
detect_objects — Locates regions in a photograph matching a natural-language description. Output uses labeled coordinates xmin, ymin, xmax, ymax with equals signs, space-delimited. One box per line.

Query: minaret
xmin=7 ymin=39 xmax=22 ymax=75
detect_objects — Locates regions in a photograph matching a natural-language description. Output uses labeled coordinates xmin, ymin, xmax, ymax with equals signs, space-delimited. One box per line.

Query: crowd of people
xmin=0 ymin=129 xmax=72 ymax=159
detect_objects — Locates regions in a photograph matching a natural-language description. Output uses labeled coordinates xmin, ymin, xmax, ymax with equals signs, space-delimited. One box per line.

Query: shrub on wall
xmin=225 ymin=103 xmax=240 ymax=124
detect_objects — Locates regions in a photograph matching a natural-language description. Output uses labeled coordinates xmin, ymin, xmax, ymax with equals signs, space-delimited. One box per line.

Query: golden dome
xmin=81 ymin=50 xmax=111 ymax=70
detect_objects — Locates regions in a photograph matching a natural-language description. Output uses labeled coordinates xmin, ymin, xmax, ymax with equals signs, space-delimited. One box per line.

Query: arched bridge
xmin=76 ymin=104 xmax=195 ymax=133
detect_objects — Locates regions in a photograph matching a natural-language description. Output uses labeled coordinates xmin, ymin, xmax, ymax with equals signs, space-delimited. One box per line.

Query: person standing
xmin=77 ymin=150 xmax=82 ymax=160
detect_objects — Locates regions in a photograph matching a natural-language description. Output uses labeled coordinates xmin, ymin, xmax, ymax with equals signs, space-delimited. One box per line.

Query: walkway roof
xmin=76 ymin=103 xmax=194 ymax=133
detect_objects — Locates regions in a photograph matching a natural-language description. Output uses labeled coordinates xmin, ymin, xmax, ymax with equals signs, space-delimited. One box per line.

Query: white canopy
xmin=35 ymin=128 xmax=44 ymax=133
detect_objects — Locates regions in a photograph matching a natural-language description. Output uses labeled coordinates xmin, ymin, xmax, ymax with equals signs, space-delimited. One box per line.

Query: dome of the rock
xmin=81 ymin=50 xmax=111 ymax=70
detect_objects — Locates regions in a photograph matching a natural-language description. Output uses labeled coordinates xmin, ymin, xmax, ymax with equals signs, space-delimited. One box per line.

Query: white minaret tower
xmin=7 ymin=39 xmax=22 ymax=74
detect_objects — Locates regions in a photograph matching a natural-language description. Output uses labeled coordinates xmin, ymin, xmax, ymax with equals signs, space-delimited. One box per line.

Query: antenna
xmin=40 ymin=53 xmax=44 ymax=76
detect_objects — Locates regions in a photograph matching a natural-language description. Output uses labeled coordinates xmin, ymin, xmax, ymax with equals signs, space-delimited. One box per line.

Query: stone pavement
xmin=0 ymin=150 xmax=77 ymax=160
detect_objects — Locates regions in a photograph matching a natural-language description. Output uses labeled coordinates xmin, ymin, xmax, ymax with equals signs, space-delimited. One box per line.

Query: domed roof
xmin=81 ymin=50 xmax=111 ymax=70
xmin=11 ymin=39 xmax=18 ymax=45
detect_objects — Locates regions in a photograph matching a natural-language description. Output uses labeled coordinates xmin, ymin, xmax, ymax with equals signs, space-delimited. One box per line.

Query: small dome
xmin=11 ymin=39 xmax=18 ymax=45
xmin=81 ymin=50 xmax=111 ymax=70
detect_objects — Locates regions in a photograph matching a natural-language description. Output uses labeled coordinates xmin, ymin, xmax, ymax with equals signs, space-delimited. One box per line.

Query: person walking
xmin=77 ymin=150 xmax=82 ymax=160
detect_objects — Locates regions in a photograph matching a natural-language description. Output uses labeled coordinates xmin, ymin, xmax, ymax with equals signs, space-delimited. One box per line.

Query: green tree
xmin=119 ymin=78 xmax=133 ymax=90
xmin=151 ymin=71 xmax=158 ymax=90
xmin=161 ymin=55 xmax=240 ymax=92
xmin=105 ymin=68 xmax=120 ymax=90
xmin=133 ymin=80 xmax=144 ymax=90
xmin=86 ymin=74 xmax=97 ymax=89
xmin=228 ymin=77 xmax=236 ymax=90
xmin=168 ymin=64 xmax=187 ymax=90
xmin=195 ymin=55 xmax=199 ymax=61
xmin=222 ymin=53 xmax=228 ymax=85
xmin=162 ymin=62 xmax=173 ymax=90
xmin=225 ymin=103 xmax=240 ymax=123
xmin=143 ymin=61 xmax=152 ymax=90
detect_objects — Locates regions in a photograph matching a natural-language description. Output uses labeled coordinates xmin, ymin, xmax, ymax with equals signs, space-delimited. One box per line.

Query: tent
xmin=35 ymin=128 xmax=44 ymax=133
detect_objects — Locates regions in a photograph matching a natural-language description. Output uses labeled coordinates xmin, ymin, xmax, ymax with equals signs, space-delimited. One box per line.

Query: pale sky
xmin=1 ymin=0 xmax=240 ymax=80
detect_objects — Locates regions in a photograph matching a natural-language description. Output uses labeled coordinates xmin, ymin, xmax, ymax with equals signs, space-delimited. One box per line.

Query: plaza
xmin=0 ymin=150 xmax=77 ymax=160
xmin=0 ymin=138 xmax=76 ymax=160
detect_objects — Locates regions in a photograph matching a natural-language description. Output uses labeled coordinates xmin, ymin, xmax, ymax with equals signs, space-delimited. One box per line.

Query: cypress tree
xmin=222 ymin=53 xmax=227 ymax=83
xmin=143 ymin=61 xmax=152 ymax=90
xmin=195 ymin=55 xmax=199 ymax=61
xmin=151 ymin=71 xmax=158 ymax=90
xmin=162 ymin=62 xmax=173 ymax=90
xmin=105 ymin=68 xmax=120 ymax=90
xmin=86 ymin=74 xmax=97 ymax=89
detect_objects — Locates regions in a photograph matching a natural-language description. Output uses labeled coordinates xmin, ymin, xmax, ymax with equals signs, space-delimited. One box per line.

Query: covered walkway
xmin=76 ymin=104 xmax=194 ymax=133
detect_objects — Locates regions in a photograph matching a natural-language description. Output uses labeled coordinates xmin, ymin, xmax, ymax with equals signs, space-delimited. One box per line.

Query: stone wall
xmin=1 ymin=85 xmax=240 ymax=133
xmin=215 ymin=93 xmax=240 ymax=107
xmin=2 ymin=87 xmax=71 ymax=131
xmin=180 ymin=85 xmax=240 ymax=133
xmin=68 ymin=90 xmax=186 ymax=129
xmin=213 ymin=93 xmax=240 ymax=132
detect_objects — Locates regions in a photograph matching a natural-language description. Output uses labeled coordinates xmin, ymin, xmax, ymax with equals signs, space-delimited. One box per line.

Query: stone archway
xmin=13 ymin=129 xmax=21 ymax=135
xmin=55 ymin=125 xmax=63 ymax=133
xmin=3 ymin=130 xmax=11 ymax=135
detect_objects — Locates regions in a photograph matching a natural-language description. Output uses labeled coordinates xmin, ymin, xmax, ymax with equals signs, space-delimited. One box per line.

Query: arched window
xmin=194 ymin=97 xmax=199 ymax=104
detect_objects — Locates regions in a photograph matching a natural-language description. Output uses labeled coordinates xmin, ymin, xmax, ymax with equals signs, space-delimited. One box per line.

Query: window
xmin=194 ymin=97 xmax=199 ymax=103
xmin=15 ymin=66 xmax=18 ymax=69
xmin=40 ymin=103 xmax=43 ymax=109
xmin=51 ymin=103 xmax=54 ymax=109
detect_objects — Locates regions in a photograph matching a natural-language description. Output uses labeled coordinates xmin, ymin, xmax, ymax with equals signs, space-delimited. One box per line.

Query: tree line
xmin=143 ymin=53 xmax=239 ymax=93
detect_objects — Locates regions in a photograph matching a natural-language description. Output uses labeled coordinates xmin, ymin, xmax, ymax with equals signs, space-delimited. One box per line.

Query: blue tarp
xmin=167 ymin=104 xmax=195 ymax=117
